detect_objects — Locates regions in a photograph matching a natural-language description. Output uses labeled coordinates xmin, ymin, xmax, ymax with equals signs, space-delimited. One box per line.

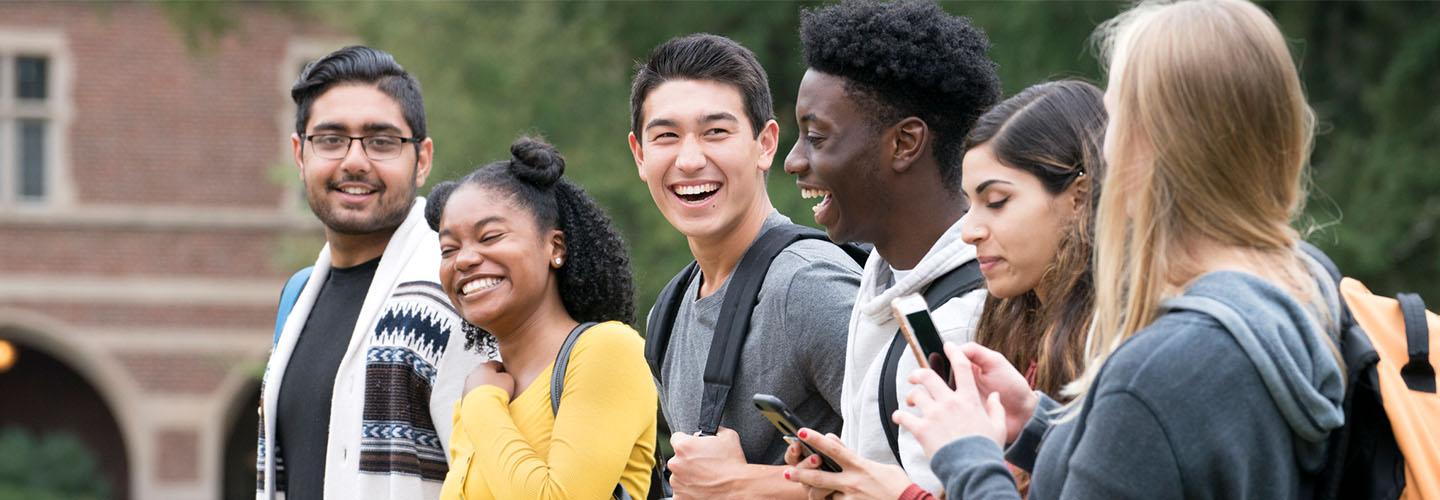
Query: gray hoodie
xmin=931 ymin=265 xmax=1345 ymax=499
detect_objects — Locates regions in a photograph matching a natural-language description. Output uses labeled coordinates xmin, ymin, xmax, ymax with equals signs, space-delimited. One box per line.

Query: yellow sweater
xmin=439 ymin=321 xmax=657 ymax=499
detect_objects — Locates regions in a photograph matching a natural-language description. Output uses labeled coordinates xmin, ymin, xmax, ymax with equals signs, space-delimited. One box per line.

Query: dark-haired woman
xmin=431 ymin=138 xmax=656 ymax=499
xmin=783 ymin=80 xmax=1106 ymax=499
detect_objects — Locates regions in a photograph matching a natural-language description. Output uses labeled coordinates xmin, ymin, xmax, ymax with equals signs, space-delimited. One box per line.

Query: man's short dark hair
xmin=292 ymin=46 xmax=427 ymax=140
xmin=630 ymin=33 xmax=775 ymax=139
xmin=800 ymin=0 xmax=1001 ymax=190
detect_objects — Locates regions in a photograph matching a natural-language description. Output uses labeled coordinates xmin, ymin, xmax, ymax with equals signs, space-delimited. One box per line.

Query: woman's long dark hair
xmin=966 ymin=80 xmax=1106 ymax=397
xmin=426 ymin=137 xmax=636 ymax=352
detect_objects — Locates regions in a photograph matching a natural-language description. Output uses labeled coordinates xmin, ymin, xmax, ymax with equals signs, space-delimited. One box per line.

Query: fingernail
xmin=797 ymin=429 xmax=808 ymax=439
xmin=783 ymin=469 xmax=792 ymax=480
xmin=809 ymin=455 xmax=819 ymax=465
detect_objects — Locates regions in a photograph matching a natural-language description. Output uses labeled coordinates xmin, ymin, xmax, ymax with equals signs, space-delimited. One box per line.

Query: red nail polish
xmin=809 ymin=455 xmax=819 ymax=465
xmin=798 ymin=429 xmax=808 ymax=439
xmin=783 ymin=470 xmax=791 ymax=480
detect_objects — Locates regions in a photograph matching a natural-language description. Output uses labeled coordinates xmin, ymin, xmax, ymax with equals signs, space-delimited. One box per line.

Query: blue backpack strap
xmin=273 ymin=267 xmax=314 ymax=347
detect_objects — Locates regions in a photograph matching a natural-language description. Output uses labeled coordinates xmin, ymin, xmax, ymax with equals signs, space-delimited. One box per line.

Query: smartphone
xmin=751 ymin=394 xmax=843 ymax=473
xmin=891 ymin=293 xmax=951 ymax=380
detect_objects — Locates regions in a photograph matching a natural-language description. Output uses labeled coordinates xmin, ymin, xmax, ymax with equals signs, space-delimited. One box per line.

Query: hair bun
xmin=424 ymin=180 xmax=458 ymax=231
xmin=508 ymin=137 xmax=565 ymax=188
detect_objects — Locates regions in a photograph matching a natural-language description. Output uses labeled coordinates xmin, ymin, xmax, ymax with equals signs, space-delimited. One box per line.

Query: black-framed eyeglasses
xmin=303 ymin=134 xmax=421 ymax=161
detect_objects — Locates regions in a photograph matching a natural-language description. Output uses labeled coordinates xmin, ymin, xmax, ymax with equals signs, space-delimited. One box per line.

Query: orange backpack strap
xmin=1396 ymin=293 xmax=1436 ymax=393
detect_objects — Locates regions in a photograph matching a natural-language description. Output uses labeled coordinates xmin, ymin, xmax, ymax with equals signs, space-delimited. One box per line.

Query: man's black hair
xmin=426 ymin=137 xmax=636 ymax=354
xmin=292 ymin=46 xmax=427 ymax=140
xmin=630 ymin=33 xmax=775 ymax=139
xmin=800 ymin=0 xmax=1001 ymax=190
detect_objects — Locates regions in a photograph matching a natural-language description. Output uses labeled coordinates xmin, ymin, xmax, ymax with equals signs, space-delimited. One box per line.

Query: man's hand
xmin=667 ymin=427 xmax=773 ymax=499
xmin=464 ymin=360 xmax=515 ymax=398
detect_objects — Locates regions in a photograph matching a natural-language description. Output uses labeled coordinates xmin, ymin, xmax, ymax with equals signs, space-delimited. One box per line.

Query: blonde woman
xmin=879 ymin=1 xmax=1345 ymax=498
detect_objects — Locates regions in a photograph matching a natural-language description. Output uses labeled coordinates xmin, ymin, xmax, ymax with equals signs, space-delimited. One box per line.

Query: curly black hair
xmin=799 ymin=0 xmax=1002 ymax=190
xmin=425 ymin=137 xmax=636 ymax=354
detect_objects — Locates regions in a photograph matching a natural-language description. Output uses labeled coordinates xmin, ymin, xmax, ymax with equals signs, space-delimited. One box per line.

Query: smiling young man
xmin=783 ymin=0 xmax=1002 ymax=493
xmin=627 ymin=34 xmax=861 ymax=499
xmin=257 ymin=46 xmax=486 ymax=500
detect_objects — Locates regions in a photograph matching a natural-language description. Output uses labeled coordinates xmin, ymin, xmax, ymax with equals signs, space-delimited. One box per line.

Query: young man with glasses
xmin=257 ymin=45 xmax=487 ymax=500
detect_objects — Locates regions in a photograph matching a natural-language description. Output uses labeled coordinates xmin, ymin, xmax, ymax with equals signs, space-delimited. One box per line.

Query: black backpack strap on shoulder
xmin=880 ymin=260 xmax=985 ymax=465
xmin=1397 ymin=293 xmax=1436 ymax=393
xmin=646 ymin=262 xmax=699 ymax=385
xmin=696 ymin=224 xmax=824 ymax=436
xmin=550 ymin=322 xmax=599 ymax=416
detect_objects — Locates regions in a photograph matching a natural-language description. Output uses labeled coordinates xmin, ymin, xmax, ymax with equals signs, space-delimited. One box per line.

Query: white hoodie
xmin=840 ymin=218 xmax=986 ymax=493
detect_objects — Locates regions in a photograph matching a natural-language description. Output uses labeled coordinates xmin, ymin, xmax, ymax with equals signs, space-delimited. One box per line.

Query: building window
xmin=2 ymin=53 xmax=57 ymax=204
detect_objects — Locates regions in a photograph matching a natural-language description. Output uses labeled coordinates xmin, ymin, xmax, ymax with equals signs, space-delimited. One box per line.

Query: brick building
xmin=0 ymin=4 xmax=348 ymax=499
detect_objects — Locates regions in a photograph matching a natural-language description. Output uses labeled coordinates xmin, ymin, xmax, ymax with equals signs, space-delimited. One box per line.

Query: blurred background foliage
xmin=170 ymin=0 xmax=1440 ymax=316
xmin=0 ymin=427 xmax=109 ymax=500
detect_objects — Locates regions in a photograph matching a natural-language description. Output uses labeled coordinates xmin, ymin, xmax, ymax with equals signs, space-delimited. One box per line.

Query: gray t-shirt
xmin=651 ymin=213 xmax=861 ymax=464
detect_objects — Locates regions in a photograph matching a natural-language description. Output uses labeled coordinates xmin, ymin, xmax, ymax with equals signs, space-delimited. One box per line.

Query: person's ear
xmin=1065 ymin=172 xmax=1091 ymax=217
xmin=291 ymin=133 xmax=305 ymax=178
xmin=548 ymin=229 xmax=567 ymax=269
xmin=755 ymin=119 xmax=781 ymax=173
xmin=414 ymin=138 xmax=434 ymax=187
xmin=890 ymin=117 xmax=928 ymax=174
xmin=629 ymin=132 xmax=648 ymax=182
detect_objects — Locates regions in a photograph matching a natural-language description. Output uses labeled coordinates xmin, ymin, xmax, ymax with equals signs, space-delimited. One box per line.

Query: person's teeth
xmin=341 ymin=186 xmax=372 ymax=195
xmin=461 ymin=277 xmax=502 ymax=295
xmin=674 ymin=183 xmax=719 ymax=196
xmin=800 ymin=188 xmax=831 ymax=199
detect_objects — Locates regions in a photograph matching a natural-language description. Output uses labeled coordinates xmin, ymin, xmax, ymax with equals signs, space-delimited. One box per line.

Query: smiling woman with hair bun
xmin=428 ymin=137 xmax=656 ymax=500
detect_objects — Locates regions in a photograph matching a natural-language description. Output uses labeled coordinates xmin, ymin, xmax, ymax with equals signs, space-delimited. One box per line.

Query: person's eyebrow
xmin=644 ymin=118 xmax=678 ymax=132
xmin=439 ymin=215 xmax=505 ymax=239
xmin=974 ymin=179 xmax=1014 ymax=196
xmin=471 ymin=216 xmax=505 ymax=231
xmin=309 ymin=121 xmax=348 ymax=134
xmin=700 ymin=112 xmax=740 ymax=124
xmin=362 ymin=122 xmax=405 ymax=135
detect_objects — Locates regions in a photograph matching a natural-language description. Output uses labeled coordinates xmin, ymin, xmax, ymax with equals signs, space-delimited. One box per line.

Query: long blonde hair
xmin=1067 ymin=0 xmax=1319 ymax=401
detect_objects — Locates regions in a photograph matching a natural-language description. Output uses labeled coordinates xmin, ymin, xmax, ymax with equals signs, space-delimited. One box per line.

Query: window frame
xmin=0 ymin=31 xmax=71 ymax=209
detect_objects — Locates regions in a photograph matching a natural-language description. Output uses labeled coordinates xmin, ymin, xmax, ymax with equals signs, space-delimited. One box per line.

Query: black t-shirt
xmin=276 ymin=256 xmax=380 ymax=498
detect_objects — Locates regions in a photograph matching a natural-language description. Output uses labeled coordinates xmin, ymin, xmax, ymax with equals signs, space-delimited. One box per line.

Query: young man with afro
xmin=781 ymin=0 xmax=1002 ymax=495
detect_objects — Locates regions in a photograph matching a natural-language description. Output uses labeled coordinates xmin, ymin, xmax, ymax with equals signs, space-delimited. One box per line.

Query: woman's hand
xmin=893 ymin=342 xmax=1035 ymax=458
xmin=954 ymin=342 xmax=1039 ymax=444
xmin=464 ymin=360 xmax=515 ymax=398
xmin=783 ymin=429 xmax=915 ymax=500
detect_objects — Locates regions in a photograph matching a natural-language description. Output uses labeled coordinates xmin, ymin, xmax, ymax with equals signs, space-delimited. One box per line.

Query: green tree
xmin=164 ymin=0 xmax=1440 ymax=313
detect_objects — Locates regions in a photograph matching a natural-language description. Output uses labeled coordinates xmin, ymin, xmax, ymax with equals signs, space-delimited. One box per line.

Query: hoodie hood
xmin=1161 ymin=253 xmax=1345 ymax=446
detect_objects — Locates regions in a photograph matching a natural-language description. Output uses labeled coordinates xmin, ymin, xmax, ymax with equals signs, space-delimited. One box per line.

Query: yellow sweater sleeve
xmin=456 ymin=322 xmax=657 ymax=499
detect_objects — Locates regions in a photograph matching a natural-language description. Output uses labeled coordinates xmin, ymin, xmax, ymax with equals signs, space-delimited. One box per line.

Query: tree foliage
xmin=165 ymin=1 xmax=1440 ymax=314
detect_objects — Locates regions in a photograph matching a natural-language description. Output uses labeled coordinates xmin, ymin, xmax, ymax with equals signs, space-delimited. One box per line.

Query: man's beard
xmin=306 ymin=171 xmax=416 ymax=235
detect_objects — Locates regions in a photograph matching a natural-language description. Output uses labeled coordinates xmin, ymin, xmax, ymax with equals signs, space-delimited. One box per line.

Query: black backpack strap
xmin=1397 ymin=293 xmax=1436 ymax=393
xmin=550 ymin=322 xmax=599 ymax=415
xmin=695 ymin=224 xmax=826 ymax=435
xmin=646 ymin=262 xmax=698 ymax=384
xmin=880 ymin=260 xmax=985 ymax=465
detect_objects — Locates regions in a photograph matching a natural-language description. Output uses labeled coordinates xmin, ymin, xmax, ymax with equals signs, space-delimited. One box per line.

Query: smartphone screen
xmin=891 ymin=294 xmax=951 ymax=380
xmin=752 ymin=394 xmax=843 ymax=473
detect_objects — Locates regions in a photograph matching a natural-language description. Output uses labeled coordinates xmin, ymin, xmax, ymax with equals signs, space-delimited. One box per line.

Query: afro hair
xmin=800 ymin=0 xmax=1002 ymax=190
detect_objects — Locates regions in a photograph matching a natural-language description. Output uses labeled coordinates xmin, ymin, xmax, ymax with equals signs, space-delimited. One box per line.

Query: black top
xmin=276 ymin=256 xmax=380 ymax=498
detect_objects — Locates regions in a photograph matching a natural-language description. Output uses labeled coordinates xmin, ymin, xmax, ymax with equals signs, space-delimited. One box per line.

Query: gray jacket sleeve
xmin=932 ymin=389 xmax=1182 ymax=500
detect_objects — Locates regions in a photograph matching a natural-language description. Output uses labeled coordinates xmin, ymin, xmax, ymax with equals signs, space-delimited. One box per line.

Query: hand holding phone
xmin=891 ymin=294 xmax=952 ymax=383
xmin=752 ymin=394 xmax=842 ymax=473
